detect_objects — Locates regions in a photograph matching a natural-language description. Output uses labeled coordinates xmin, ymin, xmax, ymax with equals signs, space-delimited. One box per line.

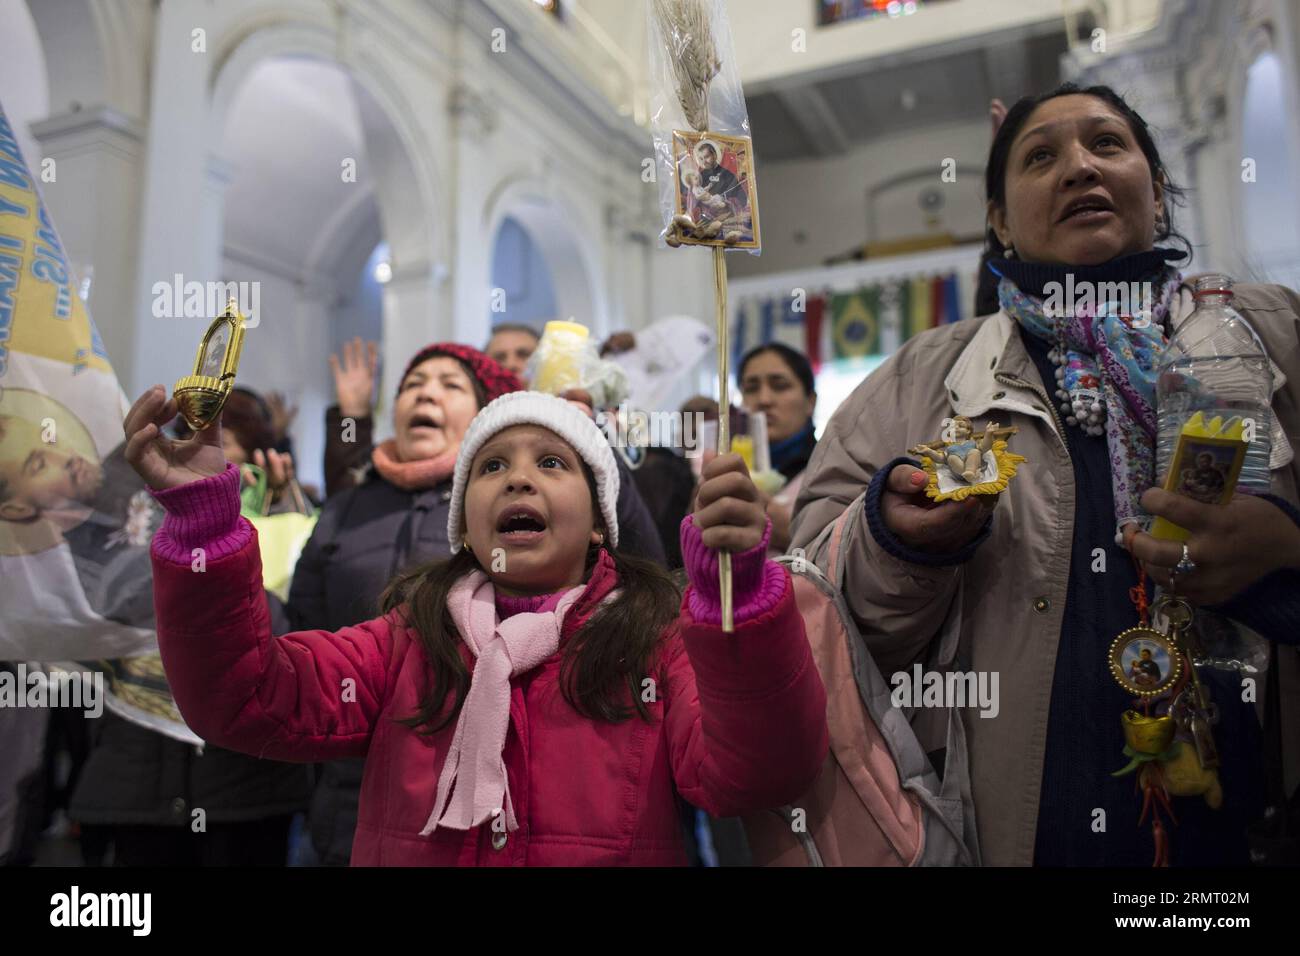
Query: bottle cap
xmin=1192 ymin=274 xmax=1234 ymax=298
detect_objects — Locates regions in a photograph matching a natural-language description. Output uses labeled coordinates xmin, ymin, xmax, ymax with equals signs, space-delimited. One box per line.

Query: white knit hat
xmin=448 ymin=391 xmax=620 ymax=552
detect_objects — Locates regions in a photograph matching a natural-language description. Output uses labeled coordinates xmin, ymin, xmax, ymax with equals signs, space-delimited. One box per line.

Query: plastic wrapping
xmin=696 ymin=410 xmax=787 ymax=495
xmin=647 ymin=0 xmax=761 ymax=253
xmin=526 ymin=320 xmax=630 ymax=409
xmin=615 ymin=315 xmax=715 ymax=411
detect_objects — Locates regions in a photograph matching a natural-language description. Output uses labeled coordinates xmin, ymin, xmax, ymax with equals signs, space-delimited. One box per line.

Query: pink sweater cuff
xmin=680 ymin=514 xmax=787 ymax=625
xmin=149 ymin=463 xmax=251 ymax=565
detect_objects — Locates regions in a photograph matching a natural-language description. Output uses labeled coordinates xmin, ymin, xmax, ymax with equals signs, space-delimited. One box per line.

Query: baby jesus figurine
xmin=912 ymin=417 xmax=1013 ymax=483
xmin=908 ymin=416 xmax=1025 ymax=501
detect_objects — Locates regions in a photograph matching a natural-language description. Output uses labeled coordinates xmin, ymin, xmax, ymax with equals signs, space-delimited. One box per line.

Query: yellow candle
xmin=730 ymin=434 xmax=755 ymax=472
xmin=532 ymin=320 xmax=590 ymax=395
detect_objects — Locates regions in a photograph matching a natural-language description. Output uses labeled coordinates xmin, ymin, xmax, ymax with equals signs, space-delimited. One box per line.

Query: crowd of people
xmin=6 ymin=83 xmax=1300 ymax=868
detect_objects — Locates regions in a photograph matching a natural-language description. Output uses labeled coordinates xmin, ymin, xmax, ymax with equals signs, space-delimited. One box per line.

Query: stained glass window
xmin=818 ymin=0 xmax=950 ymax=27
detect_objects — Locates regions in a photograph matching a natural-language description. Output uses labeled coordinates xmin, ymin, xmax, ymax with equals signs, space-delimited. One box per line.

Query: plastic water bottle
xmin=1155 ymin=274 xmax=1273 ymax=492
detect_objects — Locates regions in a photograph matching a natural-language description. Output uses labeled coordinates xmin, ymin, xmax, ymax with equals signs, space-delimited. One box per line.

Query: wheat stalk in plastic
xmin=652 ymin=0 xmax=721 ymax=132
xmin=653 ymin=0 xmax=736 ymax=630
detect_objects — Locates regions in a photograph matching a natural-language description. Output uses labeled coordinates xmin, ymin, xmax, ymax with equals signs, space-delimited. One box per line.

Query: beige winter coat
xmin=791 ymin=281 xmax=1300 ymax=866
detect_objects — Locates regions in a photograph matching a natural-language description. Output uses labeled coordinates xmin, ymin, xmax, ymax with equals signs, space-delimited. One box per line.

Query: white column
xmin=292 ymin=279 xmax=337 ymax=491
xmin=380 ymin=263 xmax=442 ymax=410
xmin=447 ymin=81 xmax=499 ymax=349
xmin=1268 ymin=0 xmax=1300 ymax=242
xmin=130 ymin=0 xmax=222 ymax=396
xmin=600 ymin=202 xmax=634 ymax=335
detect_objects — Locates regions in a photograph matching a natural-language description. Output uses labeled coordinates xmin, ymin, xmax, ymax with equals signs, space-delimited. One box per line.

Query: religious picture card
xmin=670 ymin=131 xmax=760 ymax=249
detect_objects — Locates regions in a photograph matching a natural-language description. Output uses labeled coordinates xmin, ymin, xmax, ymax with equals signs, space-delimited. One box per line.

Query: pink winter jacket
xmin=149 ymin=466 xmax=828 ymax=866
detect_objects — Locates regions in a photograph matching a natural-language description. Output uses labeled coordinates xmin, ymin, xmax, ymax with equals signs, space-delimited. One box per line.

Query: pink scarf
xmin=371 ymin=439 xmax=457 ymax=491
xmin=420 ymin=571 xmax=587 ymax=836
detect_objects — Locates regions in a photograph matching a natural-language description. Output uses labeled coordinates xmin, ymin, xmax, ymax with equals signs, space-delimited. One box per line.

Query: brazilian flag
xmin=831 ymin=286 xmax=880 ymax=358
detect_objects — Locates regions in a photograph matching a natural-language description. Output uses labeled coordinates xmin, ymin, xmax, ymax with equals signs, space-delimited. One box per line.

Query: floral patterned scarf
xmin=997 ymin=265 xmax=1182 ymax=530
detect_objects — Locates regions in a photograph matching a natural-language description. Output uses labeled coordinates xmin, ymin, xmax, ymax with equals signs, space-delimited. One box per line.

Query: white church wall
xmin=726 ymin=0 xmax=1083 ymax=91
xmin=1065 ymin=0 xmax=1300 ymax=290
xmin=5 ymin=0 xmax=750 ymax=431
xmin=17 ymin=0 xmax=1300 ymax=474
xmin=0 ymin=0 xmax=49 ymax=172
xmin=728 ymin=117 xmax=990 ymax=276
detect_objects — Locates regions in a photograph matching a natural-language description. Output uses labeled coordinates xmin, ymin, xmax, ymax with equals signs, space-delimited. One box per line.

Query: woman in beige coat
xmin=792 ymin=83 xmax=1300 ymax=866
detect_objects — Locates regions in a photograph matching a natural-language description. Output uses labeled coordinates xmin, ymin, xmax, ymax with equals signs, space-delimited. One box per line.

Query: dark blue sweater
xmin=1020 ymin=331 xmax=1268 ymax=865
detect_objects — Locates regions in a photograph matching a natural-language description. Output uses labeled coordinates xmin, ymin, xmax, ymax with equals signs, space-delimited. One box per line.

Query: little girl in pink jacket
xmin=124 ymin=387 xmax=827 ymax=865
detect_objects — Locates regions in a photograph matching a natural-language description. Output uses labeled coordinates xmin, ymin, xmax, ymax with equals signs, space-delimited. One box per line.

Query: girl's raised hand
xmin=123 ymin=385 xmax=228 ymax=491
xmin=693 ymin=452 xmax=766 ymax=553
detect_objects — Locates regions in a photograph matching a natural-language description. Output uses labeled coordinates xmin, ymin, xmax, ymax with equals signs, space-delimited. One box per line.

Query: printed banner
xmin=0 ymin=100 xmax=199 ymax=744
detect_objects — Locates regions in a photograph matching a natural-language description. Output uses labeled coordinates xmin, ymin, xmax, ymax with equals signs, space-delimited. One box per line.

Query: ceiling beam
xmin=774 ymin=84 xmax=852 ymax=157
xmin=981 ymin=34 xmax=1033 ymax=105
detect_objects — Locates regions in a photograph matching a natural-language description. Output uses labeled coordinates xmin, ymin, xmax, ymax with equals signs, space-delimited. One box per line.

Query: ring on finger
xmin=1174 ymin=543 xmax=1196 ymax=576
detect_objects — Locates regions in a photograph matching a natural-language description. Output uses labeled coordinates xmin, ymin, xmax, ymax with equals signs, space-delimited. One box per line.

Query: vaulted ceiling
xmin=747 ymin=22 xmax=1070 ymax=162
xmin=220 ymin=56 xmax=378 ymax=285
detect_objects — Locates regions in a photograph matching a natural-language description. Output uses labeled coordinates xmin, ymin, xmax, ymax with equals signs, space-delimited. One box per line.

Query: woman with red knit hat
xmin=284 ymin=342 xmax=522 ymax=864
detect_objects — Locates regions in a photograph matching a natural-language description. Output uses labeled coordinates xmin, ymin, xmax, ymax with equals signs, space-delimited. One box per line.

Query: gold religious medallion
xmin=173 ymin=297 xmax=247 ymax=431
xmin=1108 ymin=626 xmax=1182 ymax=698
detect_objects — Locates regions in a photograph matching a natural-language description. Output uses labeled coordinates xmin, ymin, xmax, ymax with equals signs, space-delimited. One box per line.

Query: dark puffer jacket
xmin=69 ymin=710 xmax=310 ymax=827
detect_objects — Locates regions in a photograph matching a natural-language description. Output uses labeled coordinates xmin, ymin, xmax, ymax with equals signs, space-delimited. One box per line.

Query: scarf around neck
xmin=992 ymin=250 xmax=1183 ymax=529
xmin=371 ymin=439 xmax=457 ymax=491
xmin=419 ymin=550 xmax=618 ymax=837
xmin=769 ymin=420 xmax=818 ymax=480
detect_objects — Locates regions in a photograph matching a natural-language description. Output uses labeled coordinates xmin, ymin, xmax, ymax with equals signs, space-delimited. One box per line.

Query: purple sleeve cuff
xmin=680 ymin=514 xmax=788 ymax=625
xmin=149 ymin=463 xmax=252 ymax=565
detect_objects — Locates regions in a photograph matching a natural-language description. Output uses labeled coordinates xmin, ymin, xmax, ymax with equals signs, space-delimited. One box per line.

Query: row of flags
xmin=731 ymin=271 xmax=970 ymax=372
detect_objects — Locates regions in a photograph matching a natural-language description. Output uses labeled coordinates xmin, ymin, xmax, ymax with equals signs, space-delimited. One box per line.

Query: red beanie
xmin=398 ymin=343 xmax=523 ymax=405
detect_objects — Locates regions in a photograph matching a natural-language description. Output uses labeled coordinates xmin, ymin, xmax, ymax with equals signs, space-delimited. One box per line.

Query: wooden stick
xmin=713 ymin=245 xmax=733 ymax=632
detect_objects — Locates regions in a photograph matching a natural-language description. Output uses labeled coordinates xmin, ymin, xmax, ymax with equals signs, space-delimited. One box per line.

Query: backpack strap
xmin=798 ymin=492 xmax=982 ymax=865
xmin=804 ymin=492 xmax=866 ymax=593
xmin=769 ymin=806 xmax=825 ymax=867
xmin=910 ymin=572 xmax=982 ymax=864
